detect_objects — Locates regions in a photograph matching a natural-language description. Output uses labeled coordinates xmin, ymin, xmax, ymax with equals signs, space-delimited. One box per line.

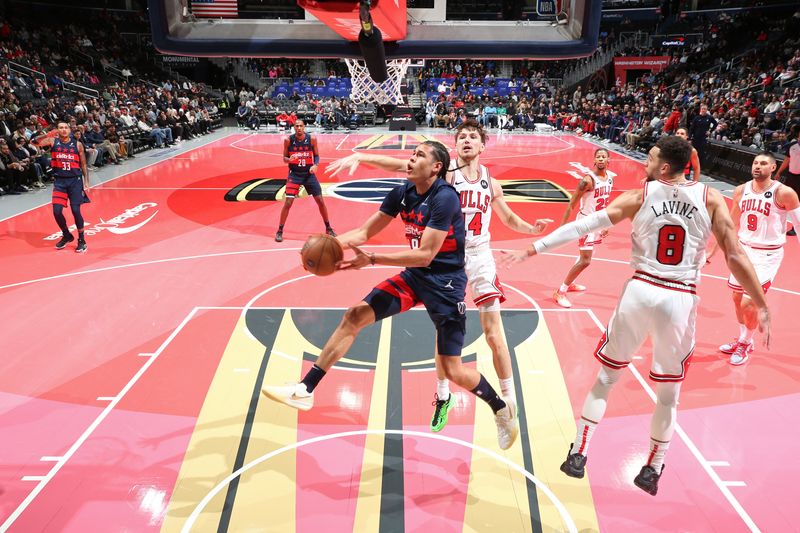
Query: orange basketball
xmin=300 ymin=234 xmax=344 ymax=276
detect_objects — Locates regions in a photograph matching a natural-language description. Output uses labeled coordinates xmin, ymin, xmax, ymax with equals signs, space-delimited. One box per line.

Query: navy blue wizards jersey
xmin=380 ymin=178 xmax=465 ymax=274
xmin=287 ymin=133 xmax=314 ymax=173
xmin=51 ymin=137 xmax=82 ymax=178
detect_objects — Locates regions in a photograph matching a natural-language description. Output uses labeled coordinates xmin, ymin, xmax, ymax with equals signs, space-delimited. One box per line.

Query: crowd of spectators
xmin=0 ymin=15 xmax=223 ymax=196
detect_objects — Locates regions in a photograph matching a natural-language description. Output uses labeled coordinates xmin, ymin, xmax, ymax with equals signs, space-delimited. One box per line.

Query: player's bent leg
xmin=556 ymin=250 xmax=593 ymax=307
xmin=262 ymin=302 xmax=376 ymax=410
xmin=430 ymin=335 xmax=453 ymax=432
xmin=637 ymin=382 xmax=679 ymax=496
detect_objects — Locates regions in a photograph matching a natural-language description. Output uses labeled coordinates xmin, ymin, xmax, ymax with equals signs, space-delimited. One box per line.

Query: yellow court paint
xmin=351 ymin=318 xmax=393 ymax=531
xmin=514 ymin=317 xmax=600 ymax=532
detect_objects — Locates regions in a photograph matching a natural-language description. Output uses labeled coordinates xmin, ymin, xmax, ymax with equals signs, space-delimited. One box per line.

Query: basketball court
xmin=0 ymin=129 xmax=797 ymax=532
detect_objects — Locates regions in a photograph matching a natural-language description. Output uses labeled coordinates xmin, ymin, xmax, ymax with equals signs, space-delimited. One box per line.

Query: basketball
xmin=301 ymin=234 xmax=344 ymax=276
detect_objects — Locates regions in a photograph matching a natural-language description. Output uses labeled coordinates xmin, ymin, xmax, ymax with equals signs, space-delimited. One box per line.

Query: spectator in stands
xmin=137 ymin=114 xmax=172 ymax=148
xmin=0 ymin=138 xmax=35 ymax=192
xmin=236 ymin=102 xmax=250 ymax=128
xmin=689 ymin=104 xmax=718 ymax=163
xmin=90 ymin=123 xmax=121 ymax=165
xmin=73 ymin=129 xmax=98 ymax=170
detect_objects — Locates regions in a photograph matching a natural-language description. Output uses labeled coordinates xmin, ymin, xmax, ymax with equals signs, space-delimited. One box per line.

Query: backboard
xmin=148 ymin=0 xmax=601 ymax=60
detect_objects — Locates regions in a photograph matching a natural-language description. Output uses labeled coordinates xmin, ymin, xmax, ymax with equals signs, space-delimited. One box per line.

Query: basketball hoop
xmin=345 ymin=58 xmax=411 ymax=105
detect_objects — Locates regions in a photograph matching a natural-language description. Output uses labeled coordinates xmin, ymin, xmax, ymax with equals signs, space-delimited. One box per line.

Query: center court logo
xmin=43 ymin=202 xmax=159 ymax=240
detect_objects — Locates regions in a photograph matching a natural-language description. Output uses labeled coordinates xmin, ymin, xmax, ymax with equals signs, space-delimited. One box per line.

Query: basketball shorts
xmin=727 ymin=244 xmax=783 ymax=294
xmin=364 ymin=268 xmax=467 ymax=356
xmin=594 ymin=276 xmax=697 ymax=382
xmin=52 ymin=176 xmax=84 ymax=207
xmin=577 ymin=212 xmax=603 ymax=251
xmin=286 ymin=171 xmax=322 ymax=198
xmin=465 ymin=245 xmax=506 ymax=306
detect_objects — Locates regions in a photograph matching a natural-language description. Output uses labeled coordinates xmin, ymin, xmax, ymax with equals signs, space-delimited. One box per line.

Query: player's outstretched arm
xmin=707 ymin=188 xmax=771 ymax=347
xmin=491 ymin=178 xmax=552 ymax=234
xmin=336 ymin=211 xmax=394 ymax=250
xmin=706 ymin=184 xmax=743 ymax=262
xmin=499 ymin=188 xmax=643 ymax=266
xmin=326 ymin=153 xmax=407 ymax=177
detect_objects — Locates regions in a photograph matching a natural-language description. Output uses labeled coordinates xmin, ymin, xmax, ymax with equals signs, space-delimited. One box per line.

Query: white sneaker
xmin=729 ymin=342 xmax=753 ymax=366
xmin=553 ymin=290 xmax=572 ymax=308
xmin=494 ymin=396 xmax=519 ymax=450
xmin=262 ymin=382 xmax=314 ymax=411
xmin=718 ymin=338 xmax=740 ymax=354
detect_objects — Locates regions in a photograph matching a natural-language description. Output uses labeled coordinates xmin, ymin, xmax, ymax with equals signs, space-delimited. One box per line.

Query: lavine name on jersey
xmin=459 ymin=190 xmax=490 ymax=214
xmin=650 ymin=200 xmax=699 ymax=219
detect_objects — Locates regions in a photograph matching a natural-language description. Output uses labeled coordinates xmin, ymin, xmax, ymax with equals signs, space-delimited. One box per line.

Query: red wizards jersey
xmin=51 ymin=137 xmax=82 ymax=178
xmin=287 ymin=134 xmax=314 ymax=172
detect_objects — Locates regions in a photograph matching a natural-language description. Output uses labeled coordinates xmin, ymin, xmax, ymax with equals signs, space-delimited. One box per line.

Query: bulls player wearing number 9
xmin=263 ymin=140 xmax=520 ymax=451
xmin=717 ymin=152 xmax=800 ymax=365
xmin=501 ymin=136 xmax=772 ymax=495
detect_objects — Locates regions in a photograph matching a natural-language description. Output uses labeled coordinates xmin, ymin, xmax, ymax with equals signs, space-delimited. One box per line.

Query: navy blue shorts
xmin=286 ymin=171 xmax=322 ymax=198
xmin=364 ymin=269 xmax=467 ymax=356
xmin=52 ymin=176 xmax=84 ymax=207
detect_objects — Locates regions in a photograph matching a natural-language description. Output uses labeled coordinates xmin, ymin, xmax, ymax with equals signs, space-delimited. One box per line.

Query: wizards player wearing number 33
xmin=501 ymin=136 xmax=772 ymax=496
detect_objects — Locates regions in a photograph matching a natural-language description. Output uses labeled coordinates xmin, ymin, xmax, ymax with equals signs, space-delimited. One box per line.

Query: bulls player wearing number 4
xmin=717 ymin=152 xmax=800 ymax=365
xmin=552 ymin=148 xmax=614 ymax=308
xmin=501 ymin=136 xmax=771 ymax=495
xmin=326 ymin=119 xmax=551 ymax=442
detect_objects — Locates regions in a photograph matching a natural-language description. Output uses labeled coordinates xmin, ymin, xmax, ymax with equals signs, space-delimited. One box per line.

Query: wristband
xmin=313 ymin=155 xmax=320 ymax=165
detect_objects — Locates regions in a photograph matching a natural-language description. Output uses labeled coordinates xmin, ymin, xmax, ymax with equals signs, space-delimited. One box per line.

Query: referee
xmin=776 ymin=125 xmax=800 ymax=236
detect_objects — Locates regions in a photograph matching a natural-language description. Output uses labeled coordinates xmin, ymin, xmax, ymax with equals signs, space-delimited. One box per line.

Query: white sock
xmin=437 ymin=379 xmax=450 ymax=400
xmin=737 ymin=323 xmax=748 ymax=342
xmin=499 ymin=377 xmax=515 ymax=399
xmin=559 ymin=283 xmax=569 ymax=293
xmin=647 ymin=438 xmax=670 ymax=471
xmin=572 ymin=417 xmax=598 ymax=455
xmin=742 ymin=328 xmax=756 ymax=345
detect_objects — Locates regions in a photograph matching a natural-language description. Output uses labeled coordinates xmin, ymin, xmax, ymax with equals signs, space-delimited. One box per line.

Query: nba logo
xmin=536 ymin=0 xmax=556 ymax=16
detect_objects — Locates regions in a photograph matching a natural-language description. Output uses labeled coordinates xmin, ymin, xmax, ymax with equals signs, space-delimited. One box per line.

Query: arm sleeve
xmin=533 ymin=210 xmax=613 ymax=254
xmin=379 ymin=185 xmax=404 ymax=218
xmin=427 ymin=188 xmax=460 ymax=231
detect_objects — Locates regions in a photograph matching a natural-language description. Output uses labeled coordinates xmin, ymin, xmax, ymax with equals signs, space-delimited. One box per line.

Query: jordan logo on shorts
xmin=444 ymin=279 xmax=453 ymax=289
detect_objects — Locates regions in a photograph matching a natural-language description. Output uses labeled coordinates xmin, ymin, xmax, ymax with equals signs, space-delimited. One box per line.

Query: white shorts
xmin=727 ymin=244 xmax=783 ymax=294
xmin=577 ymin=212 xmax=603 ymax=251
xmin=578 ymin=231 xmax=603 ymax=251
xmin=465 ymin=246 xmax=506 ymax=306
xmin=595 ymin=276 xmax=698 ymax=382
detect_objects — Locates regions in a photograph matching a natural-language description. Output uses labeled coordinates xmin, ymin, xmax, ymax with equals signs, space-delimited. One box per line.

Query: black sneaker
xmin=75 ymin=240 xmax=88 ymax=254
xmin=326 ymin=227 xmax=336 ymax=237
xmin=55 ymin=233 xmax=75 ymax=250
xmin=275 ymin=230 xmax=283 ymax=243
xmin=560 ymin=444 xmax=587 ymax=479
xmin=787 ymin=228 xmax=797 ymax=237
xmin=634 ymin=464 xmax=664 ymax=496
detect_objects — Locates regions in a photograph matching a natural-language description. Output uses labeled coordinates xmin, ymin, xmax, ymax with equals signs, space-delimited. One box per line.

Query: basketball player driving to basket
xmin=501 ymin=135 xmax=771 ymax=496
xmin=263 ymin=140 xmax=519 ymax=451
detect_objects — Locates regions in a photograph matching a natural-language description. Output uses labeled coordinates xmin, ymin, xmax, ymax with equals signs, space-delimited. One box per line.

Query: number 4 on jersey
xmin=465 ymin=212 xmax=483 ymax=236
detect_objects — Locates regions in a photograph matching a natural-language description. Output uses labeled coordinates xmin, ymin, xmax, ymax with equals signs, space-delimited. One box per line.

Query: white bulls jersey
xmin=630 ymin=180 xmax=712 ymax=284
xmin=578 ymin=170 xmax=615 ymax=216
xmin=452 ymin=163 xmax=493 ymax=249
xmin=737 ymin=180 xmax=787 ymax=249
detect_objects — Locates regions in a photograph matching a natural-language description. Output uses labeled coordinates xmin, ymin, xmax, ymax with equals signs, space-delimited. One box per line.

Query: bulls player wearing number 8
xmin=275 ymin=120 xmax=335 ymax=242
xmin=552 ymin=148 xmax=614 ymax=308
xmin=501 ymin=136 xmax=771 ymax=495
xmin=718 ymin=152 xmax=800 ymax=365
xmin=36 ymin=122 xmax=91 ymax=253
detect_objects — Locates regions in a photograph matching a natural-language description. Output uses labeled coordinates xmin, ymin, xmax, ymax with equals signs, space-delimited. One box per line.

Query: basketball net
xmin=345 ymin=58 xmax=411 ymax=105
